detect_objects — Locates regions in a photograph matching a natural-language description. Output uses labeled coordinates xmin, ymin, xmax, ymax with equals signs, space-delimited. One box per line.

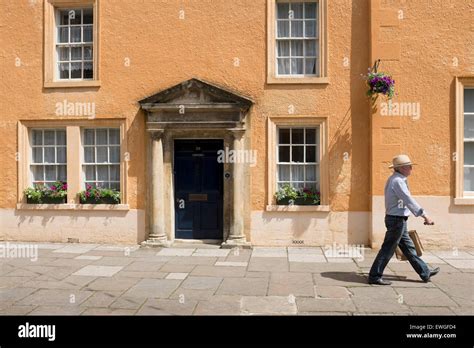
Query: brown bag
xmin=395 ymin=230 xmax=424 ymax=261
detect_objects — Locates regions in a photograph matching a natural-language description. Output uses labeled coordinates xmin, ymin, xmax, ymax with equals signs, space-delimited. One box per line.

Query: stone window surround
xmin=266 ymin=116 xmax=330 ymax=212
xmin=455 ymin=76 xmax=474 ymax=205
xmin=267 ymin=0 xmax=328 ymax=85
xmin=44 ymin=0 xmax=100 ymax=88
xmin=17 ymin=119 xmax=128 ymax=210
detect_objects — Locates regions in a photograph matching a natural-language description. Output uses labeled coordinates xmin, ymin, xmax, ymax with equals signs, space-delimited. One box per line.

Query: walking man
xmin=368 ymin=154 xmax=440 ymax=285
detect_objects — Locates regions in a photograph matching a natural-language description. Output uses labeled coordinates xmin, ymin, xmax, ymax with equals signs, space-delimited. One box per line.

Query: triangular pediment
xmin=139 ymin=78 xmax=253 ymax=110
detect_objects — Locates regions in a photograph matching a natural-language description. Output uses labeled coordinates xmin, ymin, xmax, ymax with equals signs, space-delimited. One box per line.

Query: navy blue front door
xmin=174 ymin=140 xmax=224 ymax=239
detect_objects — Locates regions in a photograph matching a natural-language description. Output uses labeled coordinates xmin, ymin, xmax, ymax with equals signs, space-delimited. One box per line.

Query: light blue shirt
xmin=384 ymin=171 xmax=425 ymax=217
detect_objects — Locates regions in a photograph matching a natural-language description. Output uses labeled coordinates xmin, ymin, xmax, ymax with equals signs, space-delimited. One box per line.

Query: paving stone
xmin=110 ymin=296 xmax=146 ymax=310
xmin=289 ymin=254 xmax=327 ymax=263
xmin=38 ymin=266 xmax=84 ymax=280
xmin=0 ymin=276 xmax=33 ymax=287
xmin=248 ymin=258 xmax=289 ymax=272
xmin=159 ymin=263 xmax=196 ymax=273
xmin=214 ymin=261 xmax=248 ymax=267
xmin=298 ymin=311 xmax=351 ymax=316
xmin=136 ymin=298 xmax=198 ymax=315
xmin=288 ymin=247 xmax=324 ymax=255
xmin=169 ymin=288 xmax=215 ymax=301
xmin=252 ymin=247 xmax=287 ymax=258
xmin=216 ymin=278 xmax=268 ymax=296
xmin=81 ymin=308 xmax=136 ymax=315
xmin=409 ymin=306 xmax=455 ymax=315
xmin=73 ymin=265 xmax=123 ymax=277
xmin=180 ymin=276 xmax=223 ymax=291
xmin=75 ymin=255 xmax=102 ymax=260
xmin=241 ymin=296 xmax=297 ymax=315
xmin=350 ymin=287 xmax=412 ymax=314
xmin=91 ymin=256 xmax=134 ymax=266
xmin=393 ymin=288 xmax=460 ymax=307
xmin=53 ymin=244 xmax=98 ymax=254
xmin=0 ymin=287 xmax=37 ymax=302
xmin=167 ymin=256 xmax=217 ymax=265
xmin=290 ymin=262 xmax=360 ymax=273
xmin=46 ymin=258 xmax=95 ymax=268
xmin=191 ymin=265 xmax=246 ymax=277
xmin=94 ymin=245 xmax=140 ymax=252
xmin=380 ymin=272 xmax=436 ymax=288
xmin=18 ymin=289 xmax=93 ymax=306
xmin=165 ymin=273 xmax=189 ymax=280
xmin=0 ymin=263 xmax=16 ymax=276
xmin=28 ymin=305 xmax=86 ymax=315
xmin=444 ymin=259 xmax=474 ymax=269
xmin=246 ymin=271 xmax=270 ymax=278
xmin=194 ymin=295 xmax=242 ymax=315
xmin=84 ymin=276 xmax=139 ymax=291
xmin=115 ymin=271 xmax=166 ymax=279
xmin=123 ymin=261 xmax=166 ymax=272
xmin=268 ymin=272 xmax=314 ymax=297
xmin=296 ymin=298 xmax=357 ymax=312
xmin=224 ymin=249 xmax=252 ymax=262
xmin=192 ymin=249 xmax=230 ymax=257
xmin=431 ymin=251 xmax=473 ymax=259
xmin=315 ymin=286 xmax=352 ymax=299
xmin=123 ymin=279 xmax=181 ymax=299
xmin=313 ymin=271 xmax=368 ymax=287
xmin=156 ymin=248 xmax=195 ymax=257
xmin=80 ymin=291 xmax=123 ymax=308
xmin=430 ymin=272 xmax=474 ymax=304
xmin=0 ymin=305 xmax=36 ymax=315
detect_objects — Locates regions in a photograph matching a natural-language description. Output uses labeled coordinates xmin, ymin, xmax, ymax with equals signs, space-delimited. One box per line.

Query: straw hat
xmin=389 ymin=154 xmax=417 ymax=168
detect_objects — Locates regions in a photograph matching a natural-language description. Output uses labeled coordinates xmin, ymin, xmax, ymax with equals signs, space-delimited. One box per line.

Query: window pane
xmin=57 ymin=147 xmax=66 ymax=163
xmin=71 ymin=47 xmax=82 ymax=61
xmin=292 ymin=146 xmax=304 ymax=162
xmin=110 ymin=146 xmax=120 ymax=163
xmin=33 ymin=148 xmax=43 ymax=163
xmin=306 ymin=129 xmax=316 ymax=144
xmin=83 ymin=62 xmax=93 ymax=79
xmin=32 ymin=165 xmax=44 ymax=182
xmin=69 ymin=9 xmax=81 ymax=25
xmin=291 ymin=165 xmax=304 ymax=181
xmin=292 ymin=128 xmax=304 ymax=143
xmin=44 ymin=131 xmax=55 ymax=145
xmin=305 ymin=2 xmax=317 ymax=19
xmin=277 ymin=41 xmax=290 ymax=57
xmin=464 ymin=167 xmax=474 ymax=191
xmin=45 ymin=165 xmax=56 ymax=181
xmin=59 ymin=10 xmax=69 ymax=25
xmin=71 ymin=62 xmax=81 ymax=78
xmin=465 ymin=115 xmax=474 ymax=139
xmin=58 ymin=27 xmax=69 ymax=43
xmin=58 ymin=165 xmax=67 ymax=181
xmin=305 ymin=40 xmax=316 ymax=56
xmin=109 ymin=129 xmax=120 ymax=144
xmin=70 ymin=26 xmax=81 ymax=43
xmin=279 ymin=129 xmax=290 ymax=144
xmin=290 ymin=21 xmax=303 ymax=37
xmin=291 ymin=58 xmax=304 ymax=74
xmin=278 ymin=164 xmax=290 ymax=181
xmin=277 ymin=21 xmax=289 ymax=38
xmin=277 ymin=3 xmax=290 ymax=19
xmin=305 ymin=165 xmax=316 ymax=181
xmin=83 ymin=8 xmax=93 ymax=24
xmin=32 ymin=130 xmax=42 ymax=145
xmin=59 ymin=63 xmax=70 ymax=79
xmin=291 ymin=40 xmax=303 ymax=56
xmin=97 ymin=147 xmax=108 ymax=163
xmin=464 ymin=142 xmax=474 ymax=165
xmin=305 ymin=58 xmax=316 ymax=74
xmin=83 ymin=25 xmax=93 ymax=42
xmin=85 ymin=165 xmax=96 ymax=180
xmin=44 ymin=147 xmax=55 ymax=163
xmin=465 ymin=89 xmax=474 ymax=113
xmin=58 ymin=47 xmax=69 ymax=61
xmin=56 ymin=130 xmax=66 ymax=145
xmin=291 ymin=2 xmax=303 ymax=19
xmin=110 ymin=165 xmax=120 ymax=181
xmin=277 ymin=58 xmax=290 ymax=74
xmin=305 ymin=20 xmax=316 ymax=37
xmin=84 ymin=129 xmax=95 ymax=145
xmin=84 ymin=147 xmax=95 ymax=163
xmin=84 ymin=46 xmax=93 ymax=60
xmin=306 ymin=146 xmax=316 ymax=162
xmin=96 ymin=129 xmax=108 ymax=145
xmin=279 ymin=146 xmax=290 ymax=162
xmin=97 ymin=166 xmax=108 ymax=181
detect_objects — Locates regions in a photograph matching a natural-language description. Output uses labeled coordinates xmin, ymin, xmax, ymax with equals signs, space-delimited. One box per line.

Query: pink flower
xmin=62 ymin=184 xmax=68 ymax=190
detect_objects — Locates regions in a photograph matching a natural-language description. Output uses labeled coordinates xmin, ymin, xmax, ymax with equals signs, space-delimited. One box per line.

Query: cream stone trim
xmin=18 ymin=119 xmax=127 ymax=207
xmin=16 ymin=203 xmax=130 ymax=210
xmin=266 ymin=0 xmax=328 ymax=84
xmin=267 ymin=115 xmax=329 ymax=208
xmin=455 ymin=76 xmax=474 ymax=204
xmin=44 ymin=0 xmax=100 ymax=88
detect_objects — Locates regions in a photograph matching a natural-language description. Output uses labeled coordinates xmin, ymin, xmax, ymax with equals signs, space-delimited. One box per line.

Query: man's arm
xmin=392 ymin=179 xmax=434 ymax=224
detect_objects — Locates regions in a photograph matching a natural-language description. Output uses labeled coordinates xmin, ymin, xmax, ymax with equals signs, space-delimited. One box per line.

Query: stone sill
xmin=453 ymin=198 xmax=474 ymax=205
xmin=16 ymin=203 xmax=130 ymax=211
xmin=266 ymin=205 xmax=330 ymax=212
xmin=266 ymin=76 xmax=329 ymax=85
xmin=44 ymin=80 xmax=101 ymax=88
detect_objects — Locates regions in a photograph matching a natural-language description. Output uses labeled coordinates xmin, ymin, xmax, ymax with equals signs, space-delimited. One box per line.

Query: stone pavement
xmin=0 ymin=242 xmax=472 ymax=315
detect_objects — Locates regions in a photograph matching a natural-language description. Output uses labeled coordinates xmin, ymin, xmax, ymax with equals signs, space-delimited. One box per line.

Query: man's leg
xmin=368 ymin=216 xmax=405 ymax=282
xmin=398 ymin=223 xmax=430 ymax=280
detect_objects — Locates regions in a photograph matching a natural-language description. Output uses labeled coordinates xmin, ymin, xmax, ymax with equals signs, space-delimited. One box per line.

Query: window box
xmin=79 ymin=196 xmax=120 ymax=204
xmin=276 ymin=197 xmax=319 ymax=205
xmin=26 ymin=196 xmax=67 ymax=204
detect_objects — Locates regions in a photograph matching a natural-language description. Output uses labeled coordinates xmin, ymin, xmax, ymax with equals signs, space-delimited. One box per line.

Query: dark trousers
xmin=369 ymin=215 xmax=430 ymax=281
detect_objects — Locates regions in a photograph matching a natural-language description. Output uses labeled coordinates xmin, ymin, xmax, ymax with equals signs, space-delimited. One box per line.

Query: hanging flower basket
xmin=363 ymin=60 xmax=395 ymax=104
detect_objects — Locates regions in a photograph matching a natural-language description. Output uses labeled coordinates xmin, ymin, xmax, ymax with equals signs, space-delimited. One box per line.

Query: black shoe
xmin=368 ymin=278 xmax=392 ymax=285
xmin=423 ymin=267 xmax=440 ymax=282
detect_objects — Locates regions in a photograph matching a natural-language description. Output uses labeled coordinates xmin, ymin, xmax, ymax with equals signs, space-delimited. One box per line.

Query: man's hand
xmin=423 ymin=215 xmax=435 ymax=225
